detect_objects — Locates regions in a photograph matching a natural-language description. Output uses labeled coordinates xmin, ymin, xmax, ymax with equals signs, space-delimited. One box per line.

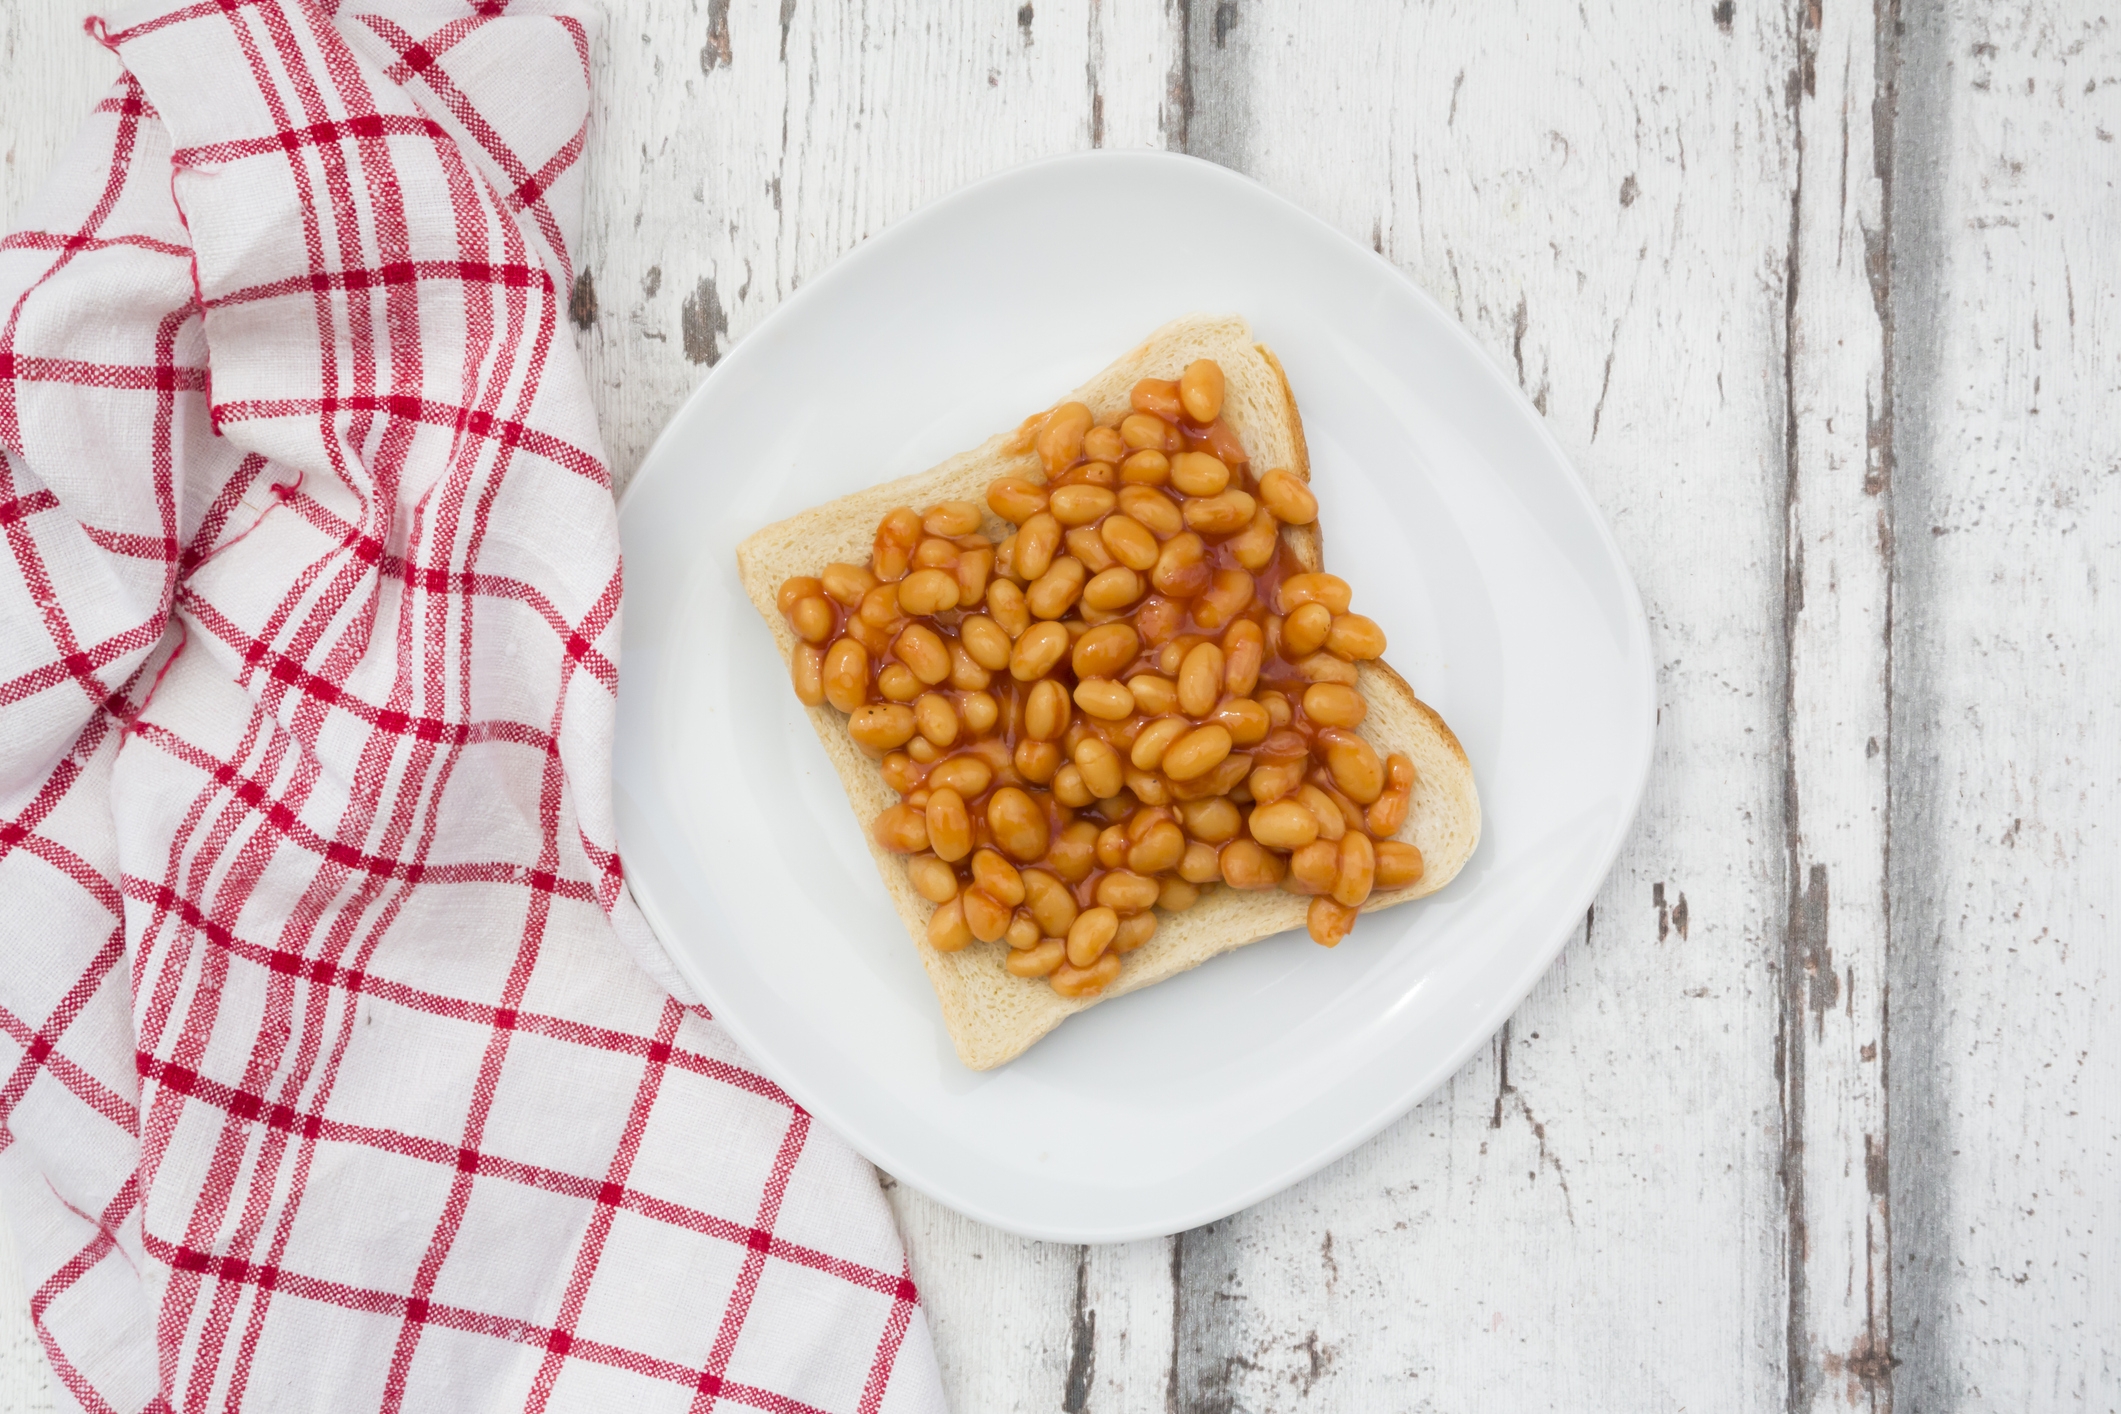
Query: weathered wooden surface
xmin=3 ymin=0 xmax=2117 ymax=1410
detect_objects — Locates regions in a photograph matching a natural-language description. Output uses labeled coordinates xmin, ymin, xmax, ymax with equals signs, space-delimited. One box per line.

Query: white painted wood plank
xmin=1782 ymin=0 xmax=1895 ymax=1406
xmin=1887 ymin=3 xmax=2121 ymax=1407
xmin=1167 ymin=2 xmax=1799 ymax=1408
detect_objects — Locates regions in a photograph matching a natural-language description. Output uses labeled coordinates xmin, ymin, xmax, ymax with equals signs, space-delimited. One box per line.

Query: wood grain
xmin=1 ymin=0 xmax=2115 ymax=1409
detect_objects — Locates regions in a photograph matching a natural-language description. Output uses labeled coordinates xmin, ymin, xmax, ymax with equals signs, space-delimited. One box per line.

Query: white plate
xmin=614 ymin=151 xmax=1653 ymax=1243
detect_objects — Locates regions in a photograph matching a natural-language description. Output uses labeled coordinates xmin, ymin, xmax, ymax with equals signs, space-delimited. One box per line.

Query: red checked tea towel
xmin=0 ymin=3 xmax=943 ymax=1410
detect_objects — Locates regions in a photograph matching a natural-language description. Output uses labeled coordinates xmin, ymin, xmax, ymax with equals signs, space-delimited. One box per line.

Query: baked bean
xmin=1050 ymin=952 xmax=1121 ymax=998
xmin=948 ymin=641 xmax=991 ymax=691
xmin=1125 ymin=768 xmax=1172 ymax=806
xmin=1181 ymin=753 xmax=1253 ymax=806
xmin=906 ymin=736 xmax=942 ymax=764
xmin=1182 ymin=489 xmax=1256 ymax=535
xmin=1366 ymin=789 xmax=1409 ymax=837
xmin=1120 ymin=449 xmax=1170 ymax=485
xmin=906 ymin=854 xmax=959 ymax=904
xmin=1307 ymin=896 xmax=1358 ymax=947
xmin=778 ymin=575 xmax=823 ymax=614
xmin=1255 ymin=469 xmax=1317 ymax=525
xmin=1038 ymin=822 xmax=1092 ymax=882
xmin=1303 ymin=682 xmax=1367 ymax=728
xmin=925 ymin=787 xmax=973 ymax=862
xmin=1179 ymin=359 xmax=1225 ymax=423
xmin=986 ymin=580 xmax=1031 ymax=636
xmin=1178 ymin=642 xmax=1224 ymax=718
xmin=1094 ymin=824 xmax=1128 ymax=870
xmin=1134 ymin=602 xmax=1186 ymax=653
xmin=1025 ymin=678 xmax=1072 ymax=739
xmin=895 ymin=623 xmax=951 ymax=684
xmin=1049 ymin=484 xmax=1116 ymax=526
xmin=1073 ymin=678 xmax=1133 ymax=720
xmin=955 ymin=546 xmax=993 ymax=606
xmin=1295 ymin=652 xmax=1361 ymax=686
xmin=1074 ymin=738 xmax=1125 ymax=799
xmin=1249 ymin=799 xmax=1321 ymax=850
xmin=1175 ymin=840 xmax=1222 ymax=885
xmin=1127 ymin=820 xmax=1187 ymax=874
xmin=1321 ymin=730 xmax=1386 ymax=803
xmin=1092 ymin=517 xmax=1156 ymax=574
xmin=820 ymin=563 xmax=877 ymax=606
xmin=1015 ymin=512 xmax=1061 ymax=581
xmin=1094 ymin=870 xmax=1160 ymax=914
xmin=1037 ymin=402 xmax=1094 ymax=474
xmin=967 ymin=847 xmax=1022 ymax=911
xmin=1220 ymin=620 xmax=1264 ymax=697
xmin=959 ymin=886 xmax=1010 ymax=942
xmin=986 ymin=786 xmax=1050 ymax=862
xmin=1247 ymin=758 xmax=1306 ymax=805
xmin=1007 ymin=939 xmax=1066 ymax=977
xmin=1046 ymin=768 xmax=1087 ymax=808
xmin=927 ymin=755 xmax=993 ymax=798
xmin=874 ymin=801 xmax=929 ymax=852
xmin=1285 ymin=839 xmax=1339 ymax=895
xmin=1006 ymin=911 xmax=1043 ymax=950
xmin=873 ymin=508 xmax=921 ymax=581
xmin=1014 ymin=738 xmax=1061 ymax=784
xmin=1374 ymin=840 xmax=1426 ymax=890
xmin=1127 ymin=673 xmax=1179 ymax=715
xmin=1160 ymin=723 xmax=1233 ymax=782
xmin=915 ymin=692 xmax=959 ymax=748
xmin=1080 ymin=565 xmax=1143 ymax=612
xmin=1191 ymin=569 xmax=1255 ymax=631
xmin=851 ymin=703 xmax=918 ymax=751
xmin=1022 ymin=869 xmax=1077 ymax=938
xmin=1010 ymin=622 xmax=1071 ymax=681
xmin=790 ymin=595 xmax=834 ymax=644
xmin=1026 ymin=556 xmax=1087 ymax=619
xmin=1258 ymin=689 xmax=1293 ymax=727
xmin=1131 ymin=377 xmax=1183 ymax=420
xmin=1279 ymin=572 xmax=1353 ymax=615
xmin=1228 ymin=508 xmax=1281 ymax=572
xmin=1220 ymin=838 xmax=1286 ymax=890
xmin=913 ymin=537 xmax=959 ymax=571
xmin=1065 ymin=526 xmax=1116 ymax=575
xmin=1074 ymin=459 xmax=1119 ymax=488
xmin=1082 ymin=425 xmax=1126 ymax=464
xmin=953 ymin=615 xmax=1009 ymax=672
xmin=927 ymin=896 xmax=972 ymax=951
xmin=1297 ymin=784 xmax=1349 ymax=841
xmin=877 ymin=663 xmax=921 ymax=702
xmin=792 ymin=643 xmax=826 ymax=706
xmin=1121 ymin=412 xmax=1170 ymax=451
xmin=1333 ymin=832 xmax=1376 ymax=908
xmin=881 ymin=752 xmax=922 ymax=793
xmin=1386 ymin=752 xmax=1416 ymax=793
xmin=846 ymin=614 xmax=892 ymax=658
xmin=1118 ymin=486 xmax=1186 ymax=538
xmin=1326 ymin=613 xmax=1387 ymax=661
xmin=1113 ymin=911 xmax=1158 ymax=952
xmin=1066 ymin=907 xmax=1119 ymax=967
xmin=1151 ymin=533 xmax=1212 ymax=598
xmin=1129 ymin=716 xmax=1190 ymax=771
xmin=988 ymin=477 xmax=1048 ymax=524
xmin=1178 ymin=796 xmax=1243 ymax=844
xmin=1208 ymin=696 xmax=1271 ymax=746
xmin=1159 ymin=877 xmax=1202 ymax=911
xmin=921 ymin=500 xmax=981 ymax=537
xmin=858 ymin=582 xmax=903 ymax=629
xmin=1059 ymin=621 xmax=1132 ymax=679
xmin=1169 ymin=451 xmax=1230 ymax=497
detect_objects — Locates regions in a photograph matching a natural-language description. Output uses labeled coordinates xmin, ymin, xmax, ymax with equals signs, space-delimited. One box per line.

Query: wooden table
xmin=5 ymin=2 xmax=2116 ymax=1408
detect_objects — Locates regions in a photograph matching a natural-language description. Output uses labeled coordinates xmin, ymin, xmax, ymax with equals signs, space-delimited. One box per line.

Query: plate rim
xmin=614 ymin=148 xmax=1657 ymax=1242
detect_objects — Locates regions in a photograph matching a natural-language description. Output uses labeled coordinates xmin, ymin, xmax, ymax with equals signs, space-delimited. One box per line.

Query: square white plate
xmin=613 ymin=150 xmax=1653 ymax=1243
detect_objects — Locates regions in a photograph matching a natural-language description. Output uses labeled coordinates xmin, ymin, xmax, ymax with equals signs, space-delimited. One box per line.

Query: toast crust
xmin=737 ymin=316 xmax=1480 ymax=1069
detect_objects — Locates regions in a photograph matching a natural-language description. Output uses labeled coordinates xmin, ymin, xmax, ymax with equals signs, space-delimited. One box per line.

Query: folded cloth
xmin=0 ymin=3 xmax=942 ymax=1409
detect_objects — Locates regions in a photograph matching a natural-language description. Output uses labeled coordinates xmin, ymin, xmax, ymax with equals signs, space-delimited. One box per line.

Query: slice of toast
xmin=737 ymin=315 xmax=1480 ymax=1070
